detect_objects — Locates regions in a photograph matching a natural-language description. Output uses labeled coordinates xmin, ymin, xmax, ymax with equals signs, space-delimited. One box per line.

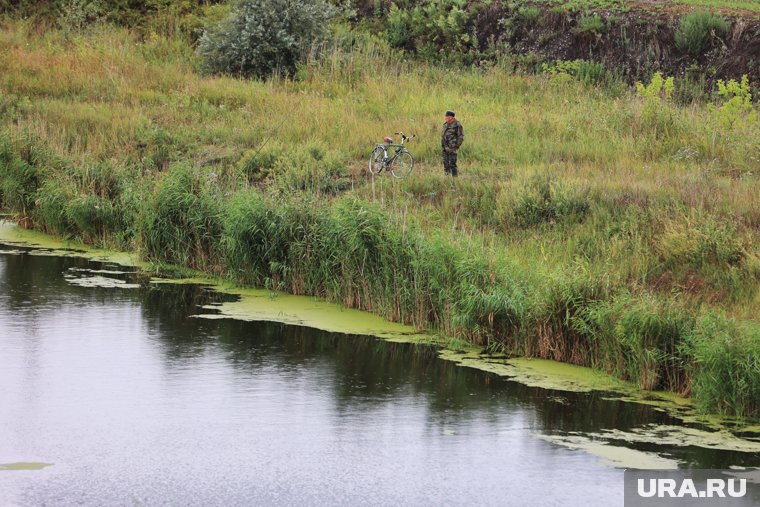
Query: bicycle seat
xmin=383 ymin=137 xmax=394 ymax=144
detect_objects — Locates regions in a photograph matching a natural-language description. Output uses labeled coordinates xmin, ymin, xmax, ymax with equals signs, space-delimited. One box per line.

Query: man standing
xmin=441 ymin=110 xmax=464 ymax=177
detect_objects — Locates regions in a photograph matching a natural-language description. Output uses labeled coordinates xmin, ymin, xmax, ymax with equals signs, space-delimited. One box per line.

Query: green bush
xmin=635 ymin=72 xmax=679 ymax=138
xmin=675 ymin=10 xmax=728 ymax=56
xmin=574 ymin=14 xmax=605 ymax=35
xmin=654 ymin=212 xmax=758 ymax=301
xmin=516 ymin=268 xmax=611 ymax=363
xmin=709 ymin=75 xmax=757 ymax=130
xmin=197 ymin=0 xmax=334 ymax=78
xmin=238 ymin=146 xmax=282 ymax=184
xmin=673 ymin=74 xmax=709 ymax=105
xmin=517 ymin=6 xmax=541 ymax=24
xmin=576 ymin=60 xmax=606 ymax=85
xmin=384 ymin=0 xmax=477 ymax=61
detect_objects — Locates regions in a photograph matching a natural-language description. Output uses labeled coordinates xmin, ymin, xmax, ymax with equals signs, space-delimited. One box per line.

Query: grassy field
xmin=1 ymin=20 xmax=759 ymax=417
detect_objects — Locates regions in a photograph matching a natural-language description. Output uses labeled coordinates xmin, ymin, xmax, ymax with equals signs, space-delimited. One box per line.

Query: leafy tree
xmin=197 ymin=0 xmax=334 ymax=79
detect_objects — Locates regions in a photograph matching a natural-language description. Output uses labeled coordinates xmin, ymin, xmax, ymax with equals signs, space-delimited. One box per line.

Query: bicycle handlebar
xmin=393 ymin=132 xmax=416 ymax=141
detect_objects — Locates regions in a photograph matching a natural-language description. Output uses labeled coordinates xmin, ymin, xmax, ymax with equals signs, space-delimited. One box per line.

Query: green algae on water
xmin=438 ymin=349 xmax=634 ymax=393
xmin=534 ymin=434 xmax=680 ymax=470
xmin=64 ymin=274 xmax=140 ymax=289
xmin=190 ymin=283 xmax=435 ymax=342
xmin=0 ymin=221 xmax=141 ymax=267
xmin=588 ymin=425 xmax=760 ymax=453
xmin=0 ymin=462 xmax=53 ymax=471
xmin=68 ymin=267 xmax=131 ymax=275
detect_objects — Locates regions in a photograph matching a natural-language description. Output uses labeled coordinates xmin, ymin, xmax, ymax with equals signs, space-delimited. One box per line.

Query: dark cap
xmin=445 ymin=110 xmax=455 ymax=117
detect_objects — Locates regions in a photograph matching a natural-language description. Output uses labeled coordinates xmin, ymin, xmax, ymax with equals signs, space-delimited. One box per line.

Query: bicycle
xmin=369 ymin=132 xmax=415 ymax=179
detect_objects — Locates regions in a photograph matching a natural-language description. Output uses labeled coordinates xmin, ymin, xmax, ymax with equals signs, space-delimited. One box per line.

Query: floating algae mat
xmin=0 ymin=221 xmax=141 ymax=267
xmin=0 ymin=462 xmax=53 ymax=471
xmin=439 ymin=349 xmax=634 ymax=393
xmin=68 ymin=267 xmax=131 ymax=275
xmin=533 ymin=433 xmax=681 ymax=470
xmin=588 ymin=425 xmax=760 ymax=453
xmin=188 ymin=283 xmax=434 ymax=342
xmin=533 ymin=425 xmax=760 ymax=470
xmin=64 ymin=273 xmax=141 ymax=289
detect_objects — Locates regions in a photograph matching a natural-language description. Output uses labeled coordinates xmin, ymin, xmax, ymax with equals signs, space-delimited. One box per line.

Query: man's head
xmin=445 ymin=111 xmax=455 ymax=123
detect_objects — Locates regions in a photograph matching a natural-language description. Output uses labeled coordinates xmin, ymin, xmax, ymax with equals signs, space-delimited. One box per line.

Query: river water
xmin=1 ymin=244 xmax=759 ymax=506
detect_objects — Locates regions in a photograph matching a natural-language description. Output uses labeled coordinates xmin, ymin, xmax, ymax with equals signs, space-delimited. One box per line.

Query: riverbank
xmin=1 ymin=21 xmax=759 ymax=418
xmin=6 ymin=219 xmax=759 ymax=442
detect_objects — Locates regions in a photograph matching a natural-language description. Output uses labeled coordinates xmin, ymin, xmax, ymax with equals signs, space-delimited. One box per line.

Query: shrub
xmin=675 ymin=10 xmax=728 ymax=56
xmin=708 ymin=75 xmax=757 ymax=130
xmin=654 ymin=211 xmax=760 ymax=302
xmin=524 ymin=268 xmax=611 ymax=364
xmin=635 ymin=72 xmax=678 ymax=137
xmin=197 ymin=0 xmax=334 ymax=78
xmin=517 ymin=6 xmax=541 ymax=24
xmin=384 ymin=0 xmax=477 ymax=60
xmin=673 ymin=73 xmax=709 ymax=106
xmin=574 ymin=15 xmax=605 ymax=35
xmin=576 ymin=60 xmax=606 ymax=85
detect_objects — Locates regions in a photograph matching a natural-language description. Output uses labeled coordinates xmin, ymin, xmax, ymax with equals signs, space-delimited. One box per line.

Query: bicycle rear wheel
xmin=369 ymin=146 xmax=385 ymax=175
xmin=390 ymin=150 xmax=414 ymax=179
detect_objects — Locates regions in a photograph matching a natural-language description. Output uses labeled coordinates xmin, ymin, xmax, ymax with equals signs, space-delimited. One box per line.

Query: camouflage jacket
xmin=441 ymin=119 xmax=464 ymax=152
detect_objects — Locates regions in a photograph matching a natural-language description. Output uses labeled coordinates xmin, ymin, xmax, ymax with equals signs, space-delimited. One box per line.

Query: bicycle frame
xmin=377 ymin=144 xmax=404 ymax=162
xmin=378 ymin=132 xmax=412 ymax=161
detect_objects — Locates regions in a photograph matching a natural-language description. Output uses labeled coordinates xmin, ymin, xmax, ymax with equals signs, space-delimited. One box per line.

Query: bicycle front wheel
xmin=369 ymin=146 xmax=385 ymax=175
xmin=390 ymin=150 xmax=414 ymax=179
